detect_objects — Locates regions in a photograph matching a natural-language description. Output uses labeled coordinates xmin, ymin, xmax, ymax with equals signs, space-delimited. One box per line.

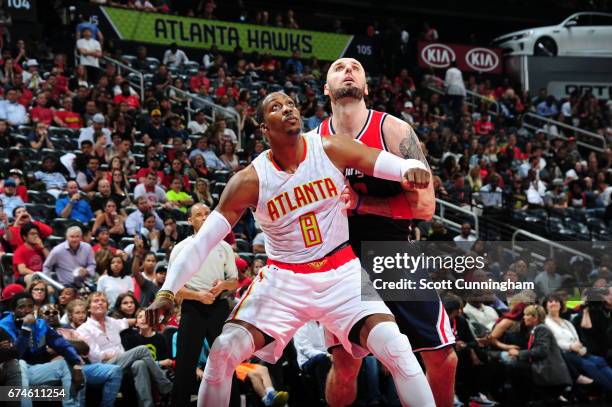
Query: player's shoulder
xmin=381 ymin=112 xmax=411 ymax=133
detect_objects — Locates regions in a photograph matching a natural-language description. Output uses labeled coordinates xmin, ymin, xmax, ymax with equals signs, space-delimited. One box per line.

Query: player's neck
xmin=330 ymin=99 xmax=369 ymax=138
xmin=269 ymin=134 xmax=306 ymax=173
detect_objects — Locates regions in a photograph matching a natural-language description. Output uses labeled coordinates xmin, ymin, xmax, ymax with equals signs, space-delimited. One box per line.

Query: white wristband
xmin=373 ymin=150 xmax=427 ymax=182
xmin=161 ymin=210 xmax=231 ymax=294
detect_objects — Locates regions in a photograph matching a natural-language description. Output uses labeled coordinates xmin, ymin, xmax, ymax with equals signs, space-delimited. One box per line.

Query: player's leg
xmin=198 ymin=320 xmax=266 ymax=407
xmin=325 ymin=346 xmax=362 ymax=407
xmin=421 ymin=347 xmax=458 ymax=407
xmin=358 ymin=314 xmax=435 ymax=407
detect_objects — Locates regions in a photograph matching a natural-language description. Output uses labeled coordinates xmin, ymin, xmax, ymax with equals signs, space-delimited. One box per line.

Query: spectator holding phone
xmin=12 ymin=223 xmax=48 ymax=286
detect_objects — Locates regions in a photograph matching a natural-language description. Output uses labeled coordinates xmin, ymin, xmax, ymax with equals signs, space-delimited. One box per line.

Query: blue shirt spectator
xmin=56 ymin=185 xmax=94 ymax=225
xmin=0 ymin=89 xmax=28 ymax=126
xmin=286 ymin=50 xmax=304 ymax=76
xmin=536 ymin=97 xmax=559 ymax=118
xmin=0 ymin=178 xmax=25 ymax=218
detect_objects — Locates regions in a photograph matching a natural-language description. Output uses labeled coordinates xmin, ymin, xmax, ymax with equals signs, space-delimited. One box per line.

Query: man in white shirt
xmin=76 ymin=292 xmax=172 ymax=407
xmin=444 ymin=60 xmax=466 ymax=118
xmin=78 ymin=113 xmax=111 ymax=148
xmin=187 ymin=109 xmax=208 ymax=135
xmin=0 ymin=88 xmax=28 ymax=126
xmin=479 ymin=174 xmax=504 ymax=209
xmin=453 ymin=222 xmax=476 ymax=253
xmin=462 ymin=300 xmax=498 ymax=331
xmin=76 ymin=28 xmax=102 ymax=81
xmin=162 ymin=43 xmax=189 ymax=68
xmin=293 ymin=321 xmax=331 ymax=401
xmin=22 ymin=59 xmax=45 ymax=90
xmin=171 ymin=203 xmax=238 ymax=406
xmin=134 ymin=172 xmax=168 ymax=206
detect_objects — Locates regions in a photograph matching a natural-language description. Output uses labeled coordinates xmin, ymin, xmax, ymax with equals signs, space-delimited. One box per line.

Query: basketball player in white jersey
xmin=146 ymin=92 xmax=436 ymax=407
xmin=319 ymin=58 xmax=457 ymax=407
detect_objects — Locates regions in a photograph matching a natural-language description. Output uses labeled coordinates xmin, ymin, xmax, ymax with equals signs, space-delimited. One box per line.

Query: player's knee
xmin=205 ymin=324 xmax=254 ymax=384
xmin=366 ymin=322 xmax=422 ymax=378
xmin=331 ymin=348 xmax=361 ymax=380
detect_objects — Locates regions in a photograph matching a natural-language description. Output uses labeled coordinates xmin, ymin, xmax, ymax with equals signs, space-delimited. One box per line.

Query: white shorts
xmin=228 ymin=256 xmax=392 ymax=363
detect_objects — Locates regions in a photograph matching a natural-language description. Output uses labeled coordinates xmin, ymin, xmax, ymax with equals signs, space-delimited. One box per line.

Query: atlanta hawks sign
xmin=418 ymin=42 xmax=503 ymax=74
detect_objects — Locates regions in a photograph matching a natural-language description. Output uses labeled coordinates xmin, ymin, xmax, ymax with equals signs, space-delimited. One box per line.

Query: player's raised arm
xmin=323 ymin=133 xmax=431 ymax=189
xmin=146 ymin=166 xmax=259 ymax=325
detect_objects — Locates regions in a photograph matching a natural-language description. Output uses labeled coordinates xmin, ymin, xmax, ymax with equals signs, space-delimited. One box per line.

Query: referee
xmin=171 ymin=203 xmax=238 ymax=407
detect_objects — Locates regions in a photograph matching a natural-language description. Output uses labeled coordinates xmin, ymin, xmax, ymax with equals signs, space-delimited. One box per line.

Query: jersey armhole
xmin=380 ymin=113 xmax=390 ymax=152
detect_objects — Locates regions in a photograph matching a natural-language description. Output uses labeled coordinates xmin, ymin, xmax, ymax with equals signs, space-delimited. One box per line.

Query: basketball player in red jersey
xmin=147 ymin=92 xmax=436 ymax=407
xmin=317 ymin=58 xmax=457 ymax=407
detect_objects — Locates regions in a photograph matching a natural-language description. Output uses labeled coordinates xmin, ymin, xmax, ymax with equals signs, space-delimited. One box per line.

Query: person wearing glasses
xmin=40 ymin=303 xmax=124 ymax=407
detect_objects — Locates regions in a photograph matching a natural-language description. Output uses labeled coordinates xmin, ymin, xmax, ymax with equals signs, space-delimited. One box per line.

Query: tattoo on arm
xmin=397 ymin=127 xmax=429 ymax=167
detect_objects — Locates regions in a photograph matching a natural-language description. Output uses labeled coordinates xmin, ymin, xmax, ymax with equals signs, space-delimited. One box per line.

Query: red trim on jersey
xmin=231 ymin=270 xmax=261 ymax=319
xmin=267 ymin=245 xmax=356 ymax=274
xmin=439 ymin=305 xmax=449 ymax=344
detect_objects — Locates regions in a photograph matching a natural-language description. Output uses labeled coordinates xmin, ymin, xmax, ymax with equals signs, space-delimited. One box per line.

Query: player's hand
xmin=340 ymin=185 xmax=359 ymax=210
xmin=145 ymin=296 xmax=174 ymax=329
xmin=401 ymin=168 xmax=430 ymax=190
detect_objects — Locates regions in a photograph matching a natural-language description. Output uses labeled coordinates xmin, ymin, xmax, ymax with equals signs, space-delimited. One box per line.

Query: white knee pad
xmin=366 ymin=322 xmax=422 ymax=378
xmin=204 ymin=323 xmax=255 ymax=383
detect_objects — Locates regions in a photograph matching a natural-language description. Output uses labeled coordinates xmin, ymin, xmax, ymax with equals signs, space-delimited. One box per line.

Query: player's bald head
xmin=326 ymin=58 xmax=365 ymax=82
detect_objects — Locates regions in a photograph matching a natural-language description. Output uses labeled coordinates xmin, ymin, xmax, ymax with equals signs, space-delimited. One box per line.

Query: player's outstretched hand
xmin=145 ymin=296 xmax=174 ymax=330
xmin=402 ymin=167 xmax=430 ymax=190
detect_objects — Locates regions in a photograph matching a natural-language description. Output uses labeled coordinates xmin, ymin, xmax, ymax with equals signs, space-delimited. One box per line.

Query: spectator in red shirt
xmin=13 ymin=75 xmax=33 ymax=107
xmin=475 ymin=112 xmax=494 ymax=136
xmin=189 ymin=66 xmax=210 ymax=92
xmin=29 ymin=93 xmax=55 ymax=125
xmin=12 ymin=222 xmax=49 ymax=286
xmin=5 ymin=206 xmax=53 ymax=251
xmin=92 ymin=226 xmax=120 ymax=255
xmin=54 ymin=96 xmax=83 ymax=129
xmin=113 ymin=81 xmax=140 ymax=110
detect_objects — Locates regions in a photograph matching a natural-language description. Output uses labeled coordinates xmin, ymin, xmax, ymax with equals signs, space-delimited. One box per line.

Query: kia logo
xmin=465 ymin=48 xmax=499 ymax=72
xmin=421 ymin=43 xmax=456 ymax=68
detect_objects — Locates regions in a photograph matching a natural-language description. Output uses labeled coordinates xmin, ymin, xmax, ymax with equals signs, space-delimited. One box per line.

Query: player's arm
xmin=358 ymin=117 xmax=435 ymax=220
xmin=323 ymin=134 xmax=431 ymax=189
xmin=158 ymin=166 xmax=259 ymax=295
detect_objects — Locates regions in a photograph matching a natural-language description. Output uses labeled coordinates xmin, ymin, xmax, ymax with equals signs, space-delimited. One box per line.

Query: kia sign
xmin=418 ymin=42 xmax=503 ymax=74
xmin=420 ymin=43 xmax=456 ymax=68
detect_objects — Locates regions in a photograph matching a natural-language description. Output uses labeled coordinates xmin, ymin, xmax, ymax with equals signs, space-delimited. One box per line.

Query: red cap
xmin=235 ymin=257 xmax=249 ymax=272
xmin=1 ymin=284 xmax=25 ymax=302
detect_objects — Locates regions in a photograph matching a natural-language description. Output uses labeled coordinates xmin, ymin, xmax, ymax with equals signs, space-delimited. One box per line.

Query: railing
xmin=165 ymin=85 xmax=243 ymax=147
xmin=426 ymin=84 xmax=500 ymax=116
xmin=31 ymin=272 xmax=65 ymax=291
xmin=511 ymin=229 xmax=594 ymax=266
xmin=522 ymin=112 xmax=606 ymax=153
xmin=435 ymin=198 xmax=479 ymax=236
xmin=103 ymin=56 xmax=145 ymax=103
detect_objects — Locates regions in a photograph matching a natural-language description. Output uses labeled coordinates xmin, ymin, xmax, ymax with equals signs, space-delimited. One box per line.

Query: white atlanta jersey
xmin=251 ymin=132 xmax=348 ymax=263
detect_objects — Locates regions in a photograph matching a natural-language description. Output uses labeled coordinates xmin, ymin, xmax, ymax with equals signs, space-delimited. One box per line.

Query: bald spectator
xmin=56 ymin=181 xmax=94 ymax=224
xmin=43 ymin=226 xmax=96 ymax=285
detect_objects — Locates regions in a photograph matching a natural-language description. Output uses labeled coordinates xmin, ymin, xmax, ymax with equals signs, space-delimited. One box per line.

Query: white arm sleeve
xmin=372 ymin=150 xmax=428 ymax=182
xmin=160 ymin=210 xmax=231 ymax=294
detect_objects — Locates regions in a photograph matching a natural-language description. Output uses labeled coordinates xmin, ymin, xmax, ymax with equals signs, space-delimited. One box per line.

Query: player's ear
xmin=323 ymin=83 xmax=330 ymax=96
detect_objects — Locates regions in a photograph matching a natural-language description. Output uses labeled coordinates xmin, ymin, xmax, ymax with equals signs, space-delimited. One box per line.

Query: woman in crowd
xmin=65 ymin=299 xmax=88 ymax=329
xmin=490 ymin=302 xmax=530 ymax=352
xmin=111 ymin=292 xmax=139 ymax=320
xmin=68 ymin=65 xmax=89 ymax=90
xmin=501 ymin=305 xmax=572 ymax=401
xmin=139 ymin=212 xmax=160 ymax=252
xmin=220 ymin=140 xmax=241 ymax=172
xmin=58 ymin=285 xmax=78 ymax=325
xmin=191 ymin=178 xmax=214 ymax=207
xmin=544 ymin=293 xmax=612 ymax=390
xmin=110 ymin=168 xmax=132 ymax=208
xmin=92 ymin=199 xmax=126 ymax=241
xmin=163 ymin=158 xmax=191 ymax=192
xmin=27 ymin=280 xmax=50 ymax=316
xmin=97 ymin=254 xmax=134 ymax=307
xmin=188 ymin=153 xmax=209 ymax=179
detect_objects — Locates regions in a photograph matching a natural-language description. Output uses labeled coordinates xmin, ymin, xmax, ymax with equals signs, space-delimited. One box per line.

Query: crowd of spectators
xmin=0 ymin=2 xmax=610 ymax=406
